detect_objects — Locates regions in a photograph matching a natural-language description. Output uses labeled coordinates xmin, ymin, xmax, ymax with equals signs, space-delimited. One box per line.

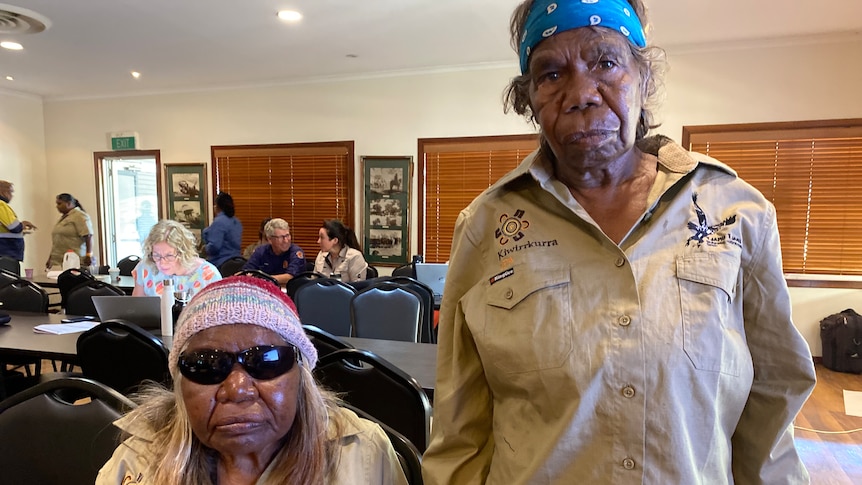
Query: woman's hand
xmin=22 ymin=220 xmax=37 ymax=231
xmin=82 ymin=255 xmax=93 ymax=266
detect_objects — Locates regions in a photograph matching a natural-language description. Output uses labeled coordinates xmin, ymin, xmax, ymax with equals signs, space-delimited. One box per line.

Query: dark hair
xmin=503 ymin=0 xmax=666 ymax=142
xmin=258 ymin=218 xmax=272 ymax=241
xmin=322 ymin=219 xmax=361 ymax=251
xmin=57 ymin=193 xmax=84 ymax=212
xmin=215 ymin=191 xmax=235 ymax=217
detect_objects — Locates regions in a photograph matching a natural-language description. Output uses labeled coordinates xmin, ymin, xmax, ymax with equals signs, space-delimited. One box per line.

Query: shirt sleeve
xmin=422 ymin=212 xmax=495 ymax=484
xmin=204 ymin=219 xmax=225 ymax=256
xmin=731 ymin=205 xmax=816 ymax=483
xmin=345 ymin=250 xmax=368 ymax=281
xmin=243 ymin=246 xmax=264 ymax=271
xmin=287 ymin=245 xmax=306 ymax=276
xmin=73 ymin=210 xmax=94 ymax=237
xmin=0 ymin=202 xmax=22 ymax=232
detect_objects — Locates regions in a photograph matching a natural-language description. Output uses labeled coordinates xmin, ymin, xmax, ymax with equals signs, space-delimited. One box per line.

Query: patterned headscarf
xmin=519 ymin=0 xmax=647 ymax=73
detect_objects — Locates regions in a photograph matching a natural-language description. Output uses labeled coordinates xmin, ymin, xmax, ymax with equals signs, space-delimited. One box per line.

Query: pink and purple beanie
xmin=169 ymin=275 xmax=318 ymax=376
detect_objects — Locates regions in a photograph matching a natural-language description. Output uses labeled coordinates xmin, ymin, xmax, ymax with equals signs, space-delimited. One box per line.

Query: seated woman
xmin=132 ymin=219 xmax=221 ymax=298
xmin=313 ymin=219 xmax=368 ymax=282
xmin=97 ymin=275 xmax=408 ymax=484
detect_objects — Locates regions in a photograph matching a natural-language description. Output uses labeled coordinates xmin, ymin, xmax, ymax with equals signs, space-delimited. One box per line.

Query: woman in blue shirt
xmin=202 ymin=192 xmax=242 ymax=268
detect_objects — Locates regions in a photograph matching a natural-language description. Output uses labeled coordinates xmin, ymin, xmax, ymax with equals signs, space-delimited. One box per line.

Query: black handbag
xmin=820 ymin=308 xmax=862 ymax=374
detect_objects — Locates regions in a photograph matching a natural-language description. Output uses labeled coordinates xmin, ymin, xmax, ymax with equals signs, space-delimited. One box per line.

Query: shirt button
xmin=618 ymin=315 xmax=631 ymax=326
xmin=622 ymin=458 xmax=636 ymax=470
xmin=505 ymin=288 xmax=514 ymax=299
xmin=622 ymin=386 xmax=635 ymax=398
xmin=615 ymin=257 xmax=625 ymax=267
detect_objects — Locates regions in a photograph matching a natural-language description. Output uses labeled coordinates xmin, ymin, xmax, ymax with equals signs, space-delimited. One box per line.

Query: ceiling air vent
xmin=0 ymin=3 xmax=51 ymax=34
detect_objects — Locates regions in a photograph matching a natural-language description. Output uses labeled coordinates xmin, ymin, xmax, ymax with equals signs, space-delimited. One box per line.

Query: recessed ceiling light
xmin=131 ymin=71 xmax=141 ymax=79
xmin=277 ymin=10 xmax=302 ymax=22
xmin=0 ymin=41 xmax=23 ymax=50
xmin=5 ymin=76 xmax=13 ymax=81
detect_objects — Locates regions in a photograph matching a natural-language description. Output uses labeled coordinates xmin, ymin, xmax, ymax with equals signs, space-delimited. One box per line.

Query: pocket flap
xmin=676 ymin=251 xmax=739 ymax=298
xmin=486 ymin=265 xmax=570 ymax=310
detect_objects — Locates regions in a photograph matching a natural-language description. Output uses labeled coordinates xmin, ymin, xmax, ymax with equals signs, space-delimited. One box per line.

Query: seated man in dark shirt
xmin=243 ymin=218 xmax=306 ymax=286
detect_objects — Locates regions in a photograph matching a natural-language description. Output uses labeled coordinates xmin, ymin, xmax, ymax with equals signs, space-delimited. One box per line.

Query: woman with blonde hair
xmin=98 ymin=275 xmax=407 ymax=484
xmin=132 ymin=219 xmax=221 ymax=297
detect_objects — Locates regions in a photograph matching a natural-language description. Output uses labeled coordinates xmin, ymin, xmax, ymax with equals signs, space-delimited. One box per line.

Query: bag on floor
xmin=820 ymin=308 xmax=862 ymax=374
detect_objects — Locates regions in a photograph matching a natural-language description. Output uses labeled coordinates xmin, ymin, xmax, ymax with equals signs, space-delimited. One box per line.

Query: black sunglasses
xmin=178 ymin=345 xmax=299 ymax=385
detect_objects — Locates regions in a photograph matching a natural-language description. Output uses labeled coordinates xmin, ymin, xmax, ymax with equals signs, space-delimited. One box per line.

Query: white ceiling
xmin=1 ymin=0 xmax=861 ymax=100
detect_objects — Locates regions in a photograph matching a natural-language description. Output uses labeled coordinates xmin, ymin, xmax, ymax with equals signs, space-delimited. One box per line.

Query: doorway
xmin=94 ymin=150 xmax=162 ymax=267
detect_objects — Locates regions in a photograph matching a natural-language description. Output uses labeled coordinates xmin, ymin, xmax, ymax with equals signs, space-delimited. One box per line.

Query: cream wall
xmin=0 ymin=89 xmax=50 ymax=271
xmin=7 ymin=34 xmax=862 ymax=354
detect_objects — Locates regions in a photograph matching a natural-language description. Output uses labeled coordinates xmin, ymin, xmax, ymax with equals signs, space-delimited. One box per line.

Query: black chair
xmin=0 ymin=268 xmax=19 ymax=287
xmin=392 ymin=262 xmax=416 ymax=278
xmin=57 ymin=268 xmax=95 ymax=308
xmin=350 ymin=282 xmax=422 ymax=342
xmin=218 ymin=256 xmax=247 ymax=277
xmin=64 ymin=280 xmax=125 ymax=317
xmin=285 ymin=271 xmax=325 ymax=299
xmin=389 ymin=276 xmax=436 ymax=344
xmin=341 ymin=403 xmax=423 ymax=485
xmin=117 ymin=255 xmax=142 ymax=276
xmin=303 ymin=324 xmax=355 ymax=359
xmin=0 ymin=278 xmax=49 ymax=313
xmin=77 ymin=319 xmax=170 ymax=394
xmin=0 ymin=376 xmax=135 ymax=485
xmin=295 ymin=278 xmax=357 ymax=337
xmin=233 ymin=269 xmax=279 ymax=287
xmin=0 ymin=255 xmax=20 ymax=275
xmin=314 ymin=348 xmax=432 ymax=452
xmin=365 ymin=264 xmax=379 ymax=279
xmin=305 ymin=260 xmax=316 ymax=272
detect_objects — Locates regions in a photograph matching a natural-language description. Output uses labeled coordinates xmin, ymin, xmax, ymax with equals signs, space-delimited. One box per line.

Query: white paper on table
xmin=843 ymin=389 xmax=862 ymax=418
xmin=33 ymin=321 xmax=99 ymax=335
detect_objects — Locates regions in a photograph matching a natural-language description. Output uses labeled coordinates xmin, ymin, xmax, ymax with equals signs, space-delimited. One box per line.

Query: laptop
xmin=414 ymin=263 xmax=448 ymax=306
xmin=92 ymin=295 xmax=162 ymax=330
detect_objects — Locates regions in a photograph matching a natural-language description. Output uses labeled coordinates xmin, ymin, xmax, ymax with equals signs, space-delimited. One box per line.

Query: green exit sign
xmin=111 ymin=136 xmax=136 ymax=150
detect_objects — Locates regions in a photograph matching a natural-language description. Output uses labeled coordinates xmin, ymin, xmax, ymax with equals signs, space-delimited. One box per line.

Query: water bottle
xmin=62 ymin=250 xmax=80 ymax=270
xmin=160 ymin=279 xmax=175 ymax=336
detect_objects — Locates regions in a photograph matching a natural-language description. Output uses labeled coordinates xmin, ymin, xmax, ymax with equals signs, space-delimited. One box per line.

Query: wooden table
xmin=29 ymin=274 xmax=136 ymax=294
xmin=0 ymin=312 xmax=437 ymax=395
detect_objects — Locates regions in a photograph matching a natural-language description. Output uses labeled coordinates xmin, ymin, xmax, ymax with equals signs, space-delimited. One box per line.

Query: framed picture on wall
xmin=361 ymin=156 xmax=411 ymax=266
xmin=164 ymin=163 xmax=208 ymax=241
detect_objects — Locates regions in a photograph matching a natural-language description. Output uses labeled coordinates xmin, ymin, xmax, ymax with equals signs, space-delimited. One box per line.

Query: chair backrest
xmin=233 ymin=269 xmax=279 ymax=287
xmin=218 ymin=256 xmax=247 ymax=277
xmin=77 ymin=319 xmax=170 ymax=394
xmin=350 ymin=282 xmax=422 ymax=342
xmin=0 ymin=279 xmax=49 ymax=313
xmin=65 ymin=280 xmax=125 ymax=316
xmin=295 ymin=278 xmax=357 ymax=337
xmin=57 ymin=268 xmax=95 ymax=307
xmin=314 ymin=348 xmax=432 ymax=452
xmin=0 ymin=376 xmax=135 ymax=485
xmin=117 ymin=255 xmax=142 ymax=276
xmin=285 ymin=271 xmax=325 ymax=299
xmin=0 ymin=255 xmax=20 ymax=275
xmin=340 ymin=403 xmax=423 ymax=485
xmin=303 ymin=324 xmax=355 ymax=359
xmin=365 ymin=264 xmax=379 ymax=279
xmin=389 ymin=276 xmax=436 ymax=344
xmin=392 ymin=262 xmax=416 ymax=278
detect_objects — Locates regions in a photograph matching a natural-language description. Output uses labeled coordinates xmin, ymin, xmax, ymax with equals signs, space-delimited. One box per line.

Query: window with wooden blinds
xmin=211 ymin=142 xmax=354 ymax=256
xmin=683 ymin=119 xmax=862 ymax=276
xmin=419 ymin=135 xmax=539 ymax=263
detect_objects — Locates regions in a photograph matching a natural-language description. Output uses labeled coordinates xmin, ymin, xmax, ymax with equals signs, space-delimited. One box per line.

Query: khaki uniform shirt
xmin=314 ymin=246 xmax=368 ymax=282
xmin=422 ymin=137 xmax=816 ymax=484
xmin=49 ymin=207 xmax=92 ymax=267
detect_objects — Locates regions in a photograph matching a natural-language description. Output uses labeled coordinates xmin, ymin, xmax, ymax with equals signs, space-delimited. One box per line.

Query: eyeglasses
xmin=151 ymin=252 xmax=178 ymax=263
xmin=178 ymin=345 xmax=299 ymax=385
xmin=269 ymin=234 xmax=291 ymax=241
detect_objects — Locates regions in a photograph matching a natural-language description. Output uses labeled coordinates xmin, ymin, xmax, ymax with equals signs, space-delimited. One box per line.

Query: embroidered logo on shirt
xmin=685 ymin=193 xmax=739 ymax=248
xmin=495 ymin=210 xmax=531 ymax=245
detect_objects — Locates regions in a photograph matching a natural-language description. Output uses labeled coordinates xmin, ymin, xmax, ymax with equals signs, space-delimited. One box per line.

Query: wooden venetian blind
xmin=685 ymin=120 xmax=862 ymax=275
xmin=419 ymin=135 xmax=539 ymax=263
xmin=211 ymin=142 xmax=354 ymax=256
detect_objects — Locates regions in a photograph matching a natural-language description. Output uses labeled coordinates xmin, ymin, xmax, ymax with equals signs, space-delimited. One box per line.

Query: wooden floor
xmin=795 ymin=364 xmax=862 ymax=485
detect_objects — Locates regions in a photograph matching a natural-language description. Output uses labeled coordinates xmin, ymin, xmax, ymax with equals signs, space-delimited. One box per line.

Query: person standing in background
xmin=0 ymin=180 xmax=37 ymax=262
xmin=202 ymin=191 xmax=242 ymax=267
xmin=422 ymin=1 xmax=816 ymax=483
xmin=243 ymin=218 xmax=305 ymax=286
xmin=46 ymin=193 xmax=93 ymax=269
xmin=135 ymin=200 xmax=157 ymax=244
xmin=314 ymin=219 xmax=368 ymax=282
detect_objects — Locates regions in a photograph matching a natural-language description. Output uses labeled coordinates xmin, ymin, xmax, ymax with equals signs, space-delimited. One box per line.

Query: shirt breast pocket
xmin=676 ymin=251 xmax=744 ymax=376
xmin=481 ymin=266 xmax=573 ymax=374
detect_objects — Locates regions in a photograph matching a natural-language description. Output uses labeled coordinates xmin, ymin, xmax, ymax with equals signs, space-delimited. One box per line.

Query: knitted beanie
xmin=169 ymin=275 xmax=318 ymax=377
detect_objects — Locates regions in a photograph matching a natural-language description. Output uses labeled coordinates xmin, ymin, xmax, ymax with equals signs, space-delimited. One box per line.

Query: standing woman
xmin=133 ymin=219 xmax=221 ymax=298
xmin=46 ymin=193 xmax=93 ymax=269
xmin=314 ymin=219 xmax=368 ymax=282
xmin=202 ymin=191 xmax=242 ymax=268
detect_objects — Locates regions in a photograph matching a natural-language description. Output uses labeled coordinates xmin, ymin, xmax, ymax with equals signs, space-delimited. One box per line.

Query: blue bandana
xmin=519 ymin=0 xmax=647 ymax=74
